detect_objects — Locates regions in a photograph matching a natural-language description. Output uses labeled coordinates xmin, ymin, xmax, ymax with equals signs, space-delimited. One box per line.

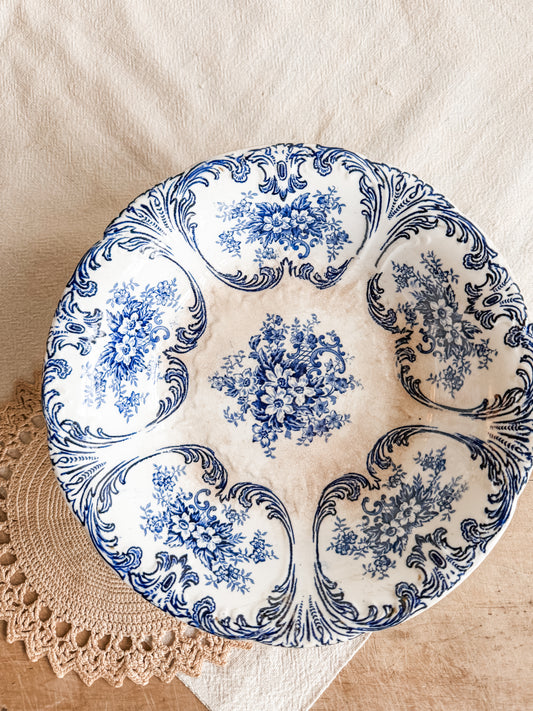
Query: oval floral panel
xmin=43 ymin=144 xmax=533 ymax=646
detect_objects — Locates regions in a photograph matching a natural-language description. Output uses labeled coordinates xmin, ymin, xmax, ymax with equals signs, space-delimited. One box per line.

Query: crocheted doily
xmin=0 ymin=375 xmax=250 ymax=686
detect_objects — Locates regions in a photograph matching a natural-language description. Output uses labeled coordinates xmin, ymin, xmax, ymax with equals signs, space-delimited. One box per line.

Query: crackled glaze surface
xmin=43 ymin=144 xmax=533 ymax=646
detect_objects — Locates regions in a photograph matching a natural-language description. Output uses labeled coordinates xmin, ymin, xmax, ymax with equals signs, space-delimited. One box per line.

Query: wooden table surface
xmin=1 ymin=476 xmax=531 ymax=711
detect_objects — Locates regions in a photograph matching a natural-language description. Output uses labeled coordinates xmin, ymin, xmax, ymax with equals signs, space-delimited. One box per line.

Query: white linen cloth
xmin=1 ymin=1 xmax=531 ymax=709
xmin=178 ymin=636 xmax=368 ymax=711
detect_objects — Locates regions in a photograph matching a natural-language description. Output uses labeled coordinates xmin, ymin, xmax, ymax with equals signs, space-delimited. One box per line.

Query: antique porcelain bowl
xmin=43 ymin=144 xmax=532 ymax=646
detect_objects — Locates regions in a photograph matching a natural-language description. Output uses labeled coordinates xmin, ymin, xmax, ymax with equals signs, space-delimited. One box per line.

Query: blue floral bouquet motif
xmin=83 ymin=278 xmax=182 ymax=421
xmin=140 ymin=463 xmax=277 ymax=594
xmin=209 ymin=313 xmax=362 ymax=458
xmin=215 ymin=187 xmax=351 ymax=265
xmin=392 ymin=251 xmax=497 ymax=396
xmin=328 ymin=446 xmax=468 ymax=580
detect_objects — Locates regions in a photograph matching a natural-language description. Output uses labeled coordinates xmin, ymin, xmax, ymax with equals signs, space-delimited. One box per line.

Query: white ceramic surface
xmin=43 ymin=144 xmax=532 ymax=646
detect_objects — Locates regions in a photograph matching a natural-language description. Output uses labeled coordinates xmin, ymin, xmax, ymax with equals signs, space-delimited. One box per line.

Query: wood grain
xmin=1 ymin=482 xmax=532 ymax=711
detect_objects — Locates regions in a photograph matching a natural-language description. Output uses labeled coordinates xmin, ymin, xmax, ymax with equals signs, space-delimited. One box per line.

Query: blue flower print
xmin=82 ymin=278 xmax=182 ymax=421
xmin=233 ymin=369 xmax=257 ymax=400
xmin=209 ymin=314 xmax=363 ymax=458
xmin=140 ymin=464 xmax=277 ymax=595
xmin=116 ymin=391 xmax=146 ymax=419
xmin=392 ymin=251 xmax=497 ymax=397
xmin=249 ymin=530 xmax=272 ymax=563
xmin=100 ymin=300 xmax=154 ymax=381
xmin=216 ymin=188 xmax=351 ymax=265
xmin=373 ymin=555 xmax=394 ymax=576
xmin=332 ymin=524 xmax=359 ymax=556
xmin=261 ymin=384 xmax=294 ymax=424
xmin=252 ymin=203 xmax=292 ymax=244
xmin=287 ymin=373 xmax=315 ymax=406
xmin=151 ymin=464 xmax=185 ymax=501
xmin=140 ymin=505 xmax=168 ymax=540
xmin=327 ymin=446 xmax=468 ymax=580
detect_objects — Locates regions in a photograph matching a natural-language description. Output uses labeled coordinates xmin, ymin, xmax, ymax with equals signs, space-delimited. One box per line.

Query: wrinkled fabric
xmin=178 ymin=637 xmax=368 ymax=711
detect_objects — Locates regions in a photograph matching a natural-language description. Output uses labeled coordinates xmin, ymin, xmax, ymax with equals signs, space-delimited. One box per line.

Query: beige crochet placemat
xmin=0 ymin=375 xmax=249 ymax=687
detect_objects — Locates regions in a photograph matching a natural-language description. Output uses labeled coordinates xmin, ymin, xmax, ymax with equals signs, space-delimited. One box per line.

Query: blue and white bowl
xmin=43 ymin=144 xmax=533 ymax=646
